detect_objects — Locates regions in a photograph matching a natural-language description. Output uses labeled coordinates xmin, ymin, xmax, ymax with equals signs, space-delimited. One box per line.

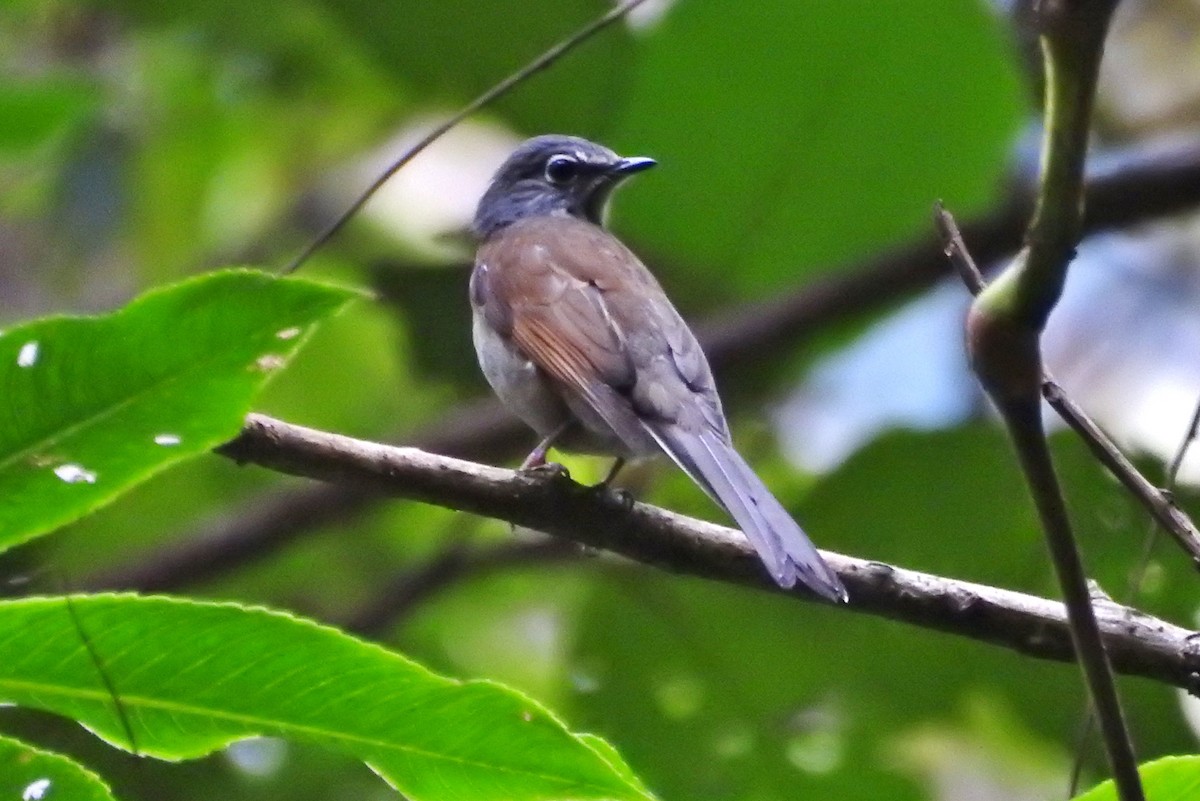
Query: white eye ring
xmin=544 ymin=155 xmax=577 ymax=185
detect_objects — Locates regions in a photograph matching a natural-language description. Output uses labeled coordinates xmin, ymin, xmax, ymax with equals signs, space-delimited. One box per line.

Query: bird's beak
xmin=609 ymin=156 xmax=657 ymax=176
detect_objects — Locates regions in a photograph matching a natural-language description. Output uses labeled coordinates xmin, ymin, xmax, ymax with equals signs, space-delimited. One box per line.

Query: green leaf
xmin=0 ymin=269 xmax=358 ymax=547
xmin=610 ymin=0 xmax=1024 ymax=299
xmin=318 ymin=0 xmax=634 ymax=135
xmin=0 ymin=595 xmax=653 ymax=801
xmin=0 ymin=732 xmax=117 ymax=801
xmin=578 ymin=733 xmax=655 ymax=797
xmin=803 ymin=425 xmax=1040 ymax=586
xmin=1072 ymin=756 xmax=1200 ymax=800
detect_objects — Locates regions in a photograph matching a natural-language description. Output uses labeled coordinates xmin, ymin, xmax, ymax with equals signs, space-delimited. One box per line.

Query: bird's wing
xmin=477 ymin=216 xmax=845 ymax=600
xmin=475 ymin=216 xmax=652 ymax=450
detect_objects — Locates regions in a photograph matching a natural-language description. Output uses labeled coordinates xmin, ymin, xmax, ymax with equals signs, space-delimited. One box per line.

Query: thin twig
xmin=944 ymin=194 xmax=1190 ymax=798
xmin=215 ymin=413 xmax=1200 ymax=690
xmin=281 ymin=0 xmax=651 ymax=275
xmin=936 ymin=205 xmax=1200 ymax=565
xmin=1167 ymin=398 xmax=1200 ymax=487
xmin=1044 ymin=382 xmax=1200 ymax=564
xmin=1068 ymin=521 xmax=1164 ymax=797
xmin=1069 ymin=396 xmax=1200 ymax=791
xmin=935 ymin=201 xmax=986 ymax=294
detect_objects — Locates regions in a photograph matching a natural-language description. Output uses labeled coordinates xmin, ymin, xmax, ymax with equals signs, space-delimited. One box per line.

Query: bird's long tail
xmin=649 ymin=424 xmax=847 ymax=602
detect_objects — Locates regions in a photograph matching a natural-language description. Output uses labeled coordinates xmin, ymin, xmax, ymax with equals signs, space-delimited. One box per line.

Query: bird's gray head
xmin=472 ymin=134 xmax=655 ymax=239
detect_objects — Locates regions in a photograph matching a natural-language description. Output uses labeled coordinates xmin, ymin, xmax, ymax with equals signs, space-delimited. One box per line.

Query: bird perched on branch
xmin=469 ymin=134 xmax=846 ymax=603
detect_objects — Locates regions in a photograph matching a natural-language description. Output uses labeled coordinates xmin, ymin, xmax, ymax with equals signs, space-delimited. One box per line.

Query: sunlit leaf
xmin=0 ymin=595 xmax=653 ymax=801
xmin=1072 ymin=756 xmax=1200 ymax=800
xmin=0 ymin=732 xmax=117 ymax=801
xmin=0 ymin=270 xmax=358 ymax=546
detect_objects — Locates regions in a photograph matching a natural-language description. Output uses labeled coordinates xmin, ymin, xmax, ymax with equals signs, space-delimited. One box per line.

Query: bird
xmin=469 ymin=134 xmax=847 ymax=603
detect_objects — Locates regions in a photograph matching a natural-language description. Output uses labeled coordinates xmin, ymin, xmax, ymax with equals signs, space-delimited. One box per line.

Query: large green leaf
xmin=0 ymin=269 xmax=358 ymax=547
xmin=1072 ymin=756 xmax=1200 ymax=800
xmin=318 ymin=0 xmax=634 ymax=136
xmin=609 ymin=0 xmax=1024 ymax=299
xmin=0 ymin=595 xmax=652 ymax=801
xmin=0 ymin=732 xmax=117 ymax=801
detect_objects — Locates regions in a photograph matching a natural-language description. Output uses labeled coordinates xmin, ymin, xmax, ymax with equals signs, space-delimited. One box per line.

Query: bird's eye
xmin=544 ymin=155 xmax=578 ymax=185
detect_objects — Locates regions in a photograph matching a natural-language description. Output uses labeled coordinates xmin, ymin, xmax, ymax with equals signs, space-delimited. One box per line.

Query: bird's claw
xmin=591 ymin=483 xmax=634 ymax=511
xmin=520 ymin=461 xmax=570 ymax=481
xmin=609 ymin=487 xmax=635 ymax=511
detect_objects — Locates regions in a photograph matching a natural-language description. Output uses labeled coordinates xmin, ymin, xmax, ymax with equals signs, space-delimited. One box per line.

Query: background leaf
xmin=608 ymin=0 xmax=1024 ymax=300
xmin=0 ymin=78 xmax=98 ymax=154
xmin=319 ymin=0 xmax=635 ymax=136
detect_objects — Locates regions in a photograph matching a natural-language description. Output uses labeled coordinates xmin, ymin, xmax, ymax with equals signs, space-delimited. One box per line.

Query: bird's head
xmin=472 ymin=134 xmax=655 ymax=239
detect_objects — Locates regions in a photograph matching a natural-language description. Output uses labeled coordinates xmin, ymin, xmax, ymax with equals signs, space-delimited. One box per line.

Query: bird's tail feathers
xmin=648 ymin=424 xmax=847 ymax=603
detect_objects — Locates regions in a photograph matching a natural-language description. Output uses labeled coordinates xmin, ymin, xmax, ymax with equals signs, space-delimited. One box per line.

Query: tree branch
xmin=959 ymin=2 xmax=1140 ymax=795
xmin=89 ymin=141 xmax=1200 ymax=594
xmin=1167 ymin=397 xmax=1200 ymax=488
xmin=936 ymin=205 xmax=1200 ymax=565
xmin=84 ymin=397 xmax=523 ymax=591
xmin=215 ymin=413 xmax=1200 ymax=692
xmin=701 ymin=140 xmax=1200 ymax=363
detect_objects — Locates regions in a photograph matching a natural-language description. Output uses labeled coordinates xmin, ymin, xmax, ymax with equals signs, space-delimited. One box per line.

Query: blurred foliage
xmin=0 ymin=0 xmax=1196 ymax=799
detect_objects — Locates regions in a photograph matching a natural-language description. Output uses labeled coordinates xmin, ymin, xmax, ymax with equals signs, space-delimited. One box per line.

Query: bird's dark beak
xmin=609 ymin=156 xmax=656 ymax=176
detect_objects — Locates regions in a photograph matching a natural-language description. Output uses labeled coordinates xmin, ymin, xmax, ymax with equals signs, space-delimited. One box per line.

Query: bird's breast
xmin=471 ymin=309 xmax=567 ymax=438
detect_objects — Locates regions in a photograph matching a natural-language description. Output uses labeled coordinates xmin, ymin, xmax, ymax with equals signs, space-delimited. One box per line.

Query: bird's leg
xmin=600 ymin=457 xmax=626 ymax=488
xmin=594 ymin=457 xmax=634 ymax=511
xmin=520 ymin=422 xmax=573 ymax=471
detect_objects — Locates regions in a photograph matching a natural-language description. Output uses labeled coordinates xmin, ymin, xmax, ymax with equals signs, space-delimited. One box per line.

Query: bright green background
xmin=2 ymin=0 xmax=1195 ymax=799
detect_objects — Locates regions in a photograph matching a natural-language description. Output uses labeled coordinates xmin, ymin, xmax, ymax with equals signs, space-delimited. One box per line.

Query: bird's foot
xmin=520 ymin=422 xmax=573 ymax=471
xmin=598 ymin=485 xmax=635 ymax=512
xmin=519 ymin=450 xmax=548 ymax=471
xmin=588 ymin=458 xmax=633 ymax=510
xmin=519 ymin=461 xmax=571 ymax=481
xmin=588 ymin=480 xmax=634 ymax=511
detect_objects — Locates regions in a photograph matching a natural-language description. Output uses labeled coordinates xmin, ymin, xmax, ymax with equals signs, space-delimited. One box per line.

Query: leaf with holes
xmin=0 ymin=595 xmax=653 ymax=801
xmin=0 ymin=269 xmax=358 ymax=546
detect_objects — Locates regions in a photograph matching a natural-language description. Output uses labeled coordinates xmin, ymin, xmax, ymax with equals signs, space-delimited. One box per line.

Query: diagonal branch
xmin=936 ymin=205 xmax=1200 ymax=565
xmin=88 ymin=141 xmax=1200 ymax=594
xmin=217 ymin=413 xmax=1200 ymax=692
xmin=957 ymin=2 xmax=1139 ymax=795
